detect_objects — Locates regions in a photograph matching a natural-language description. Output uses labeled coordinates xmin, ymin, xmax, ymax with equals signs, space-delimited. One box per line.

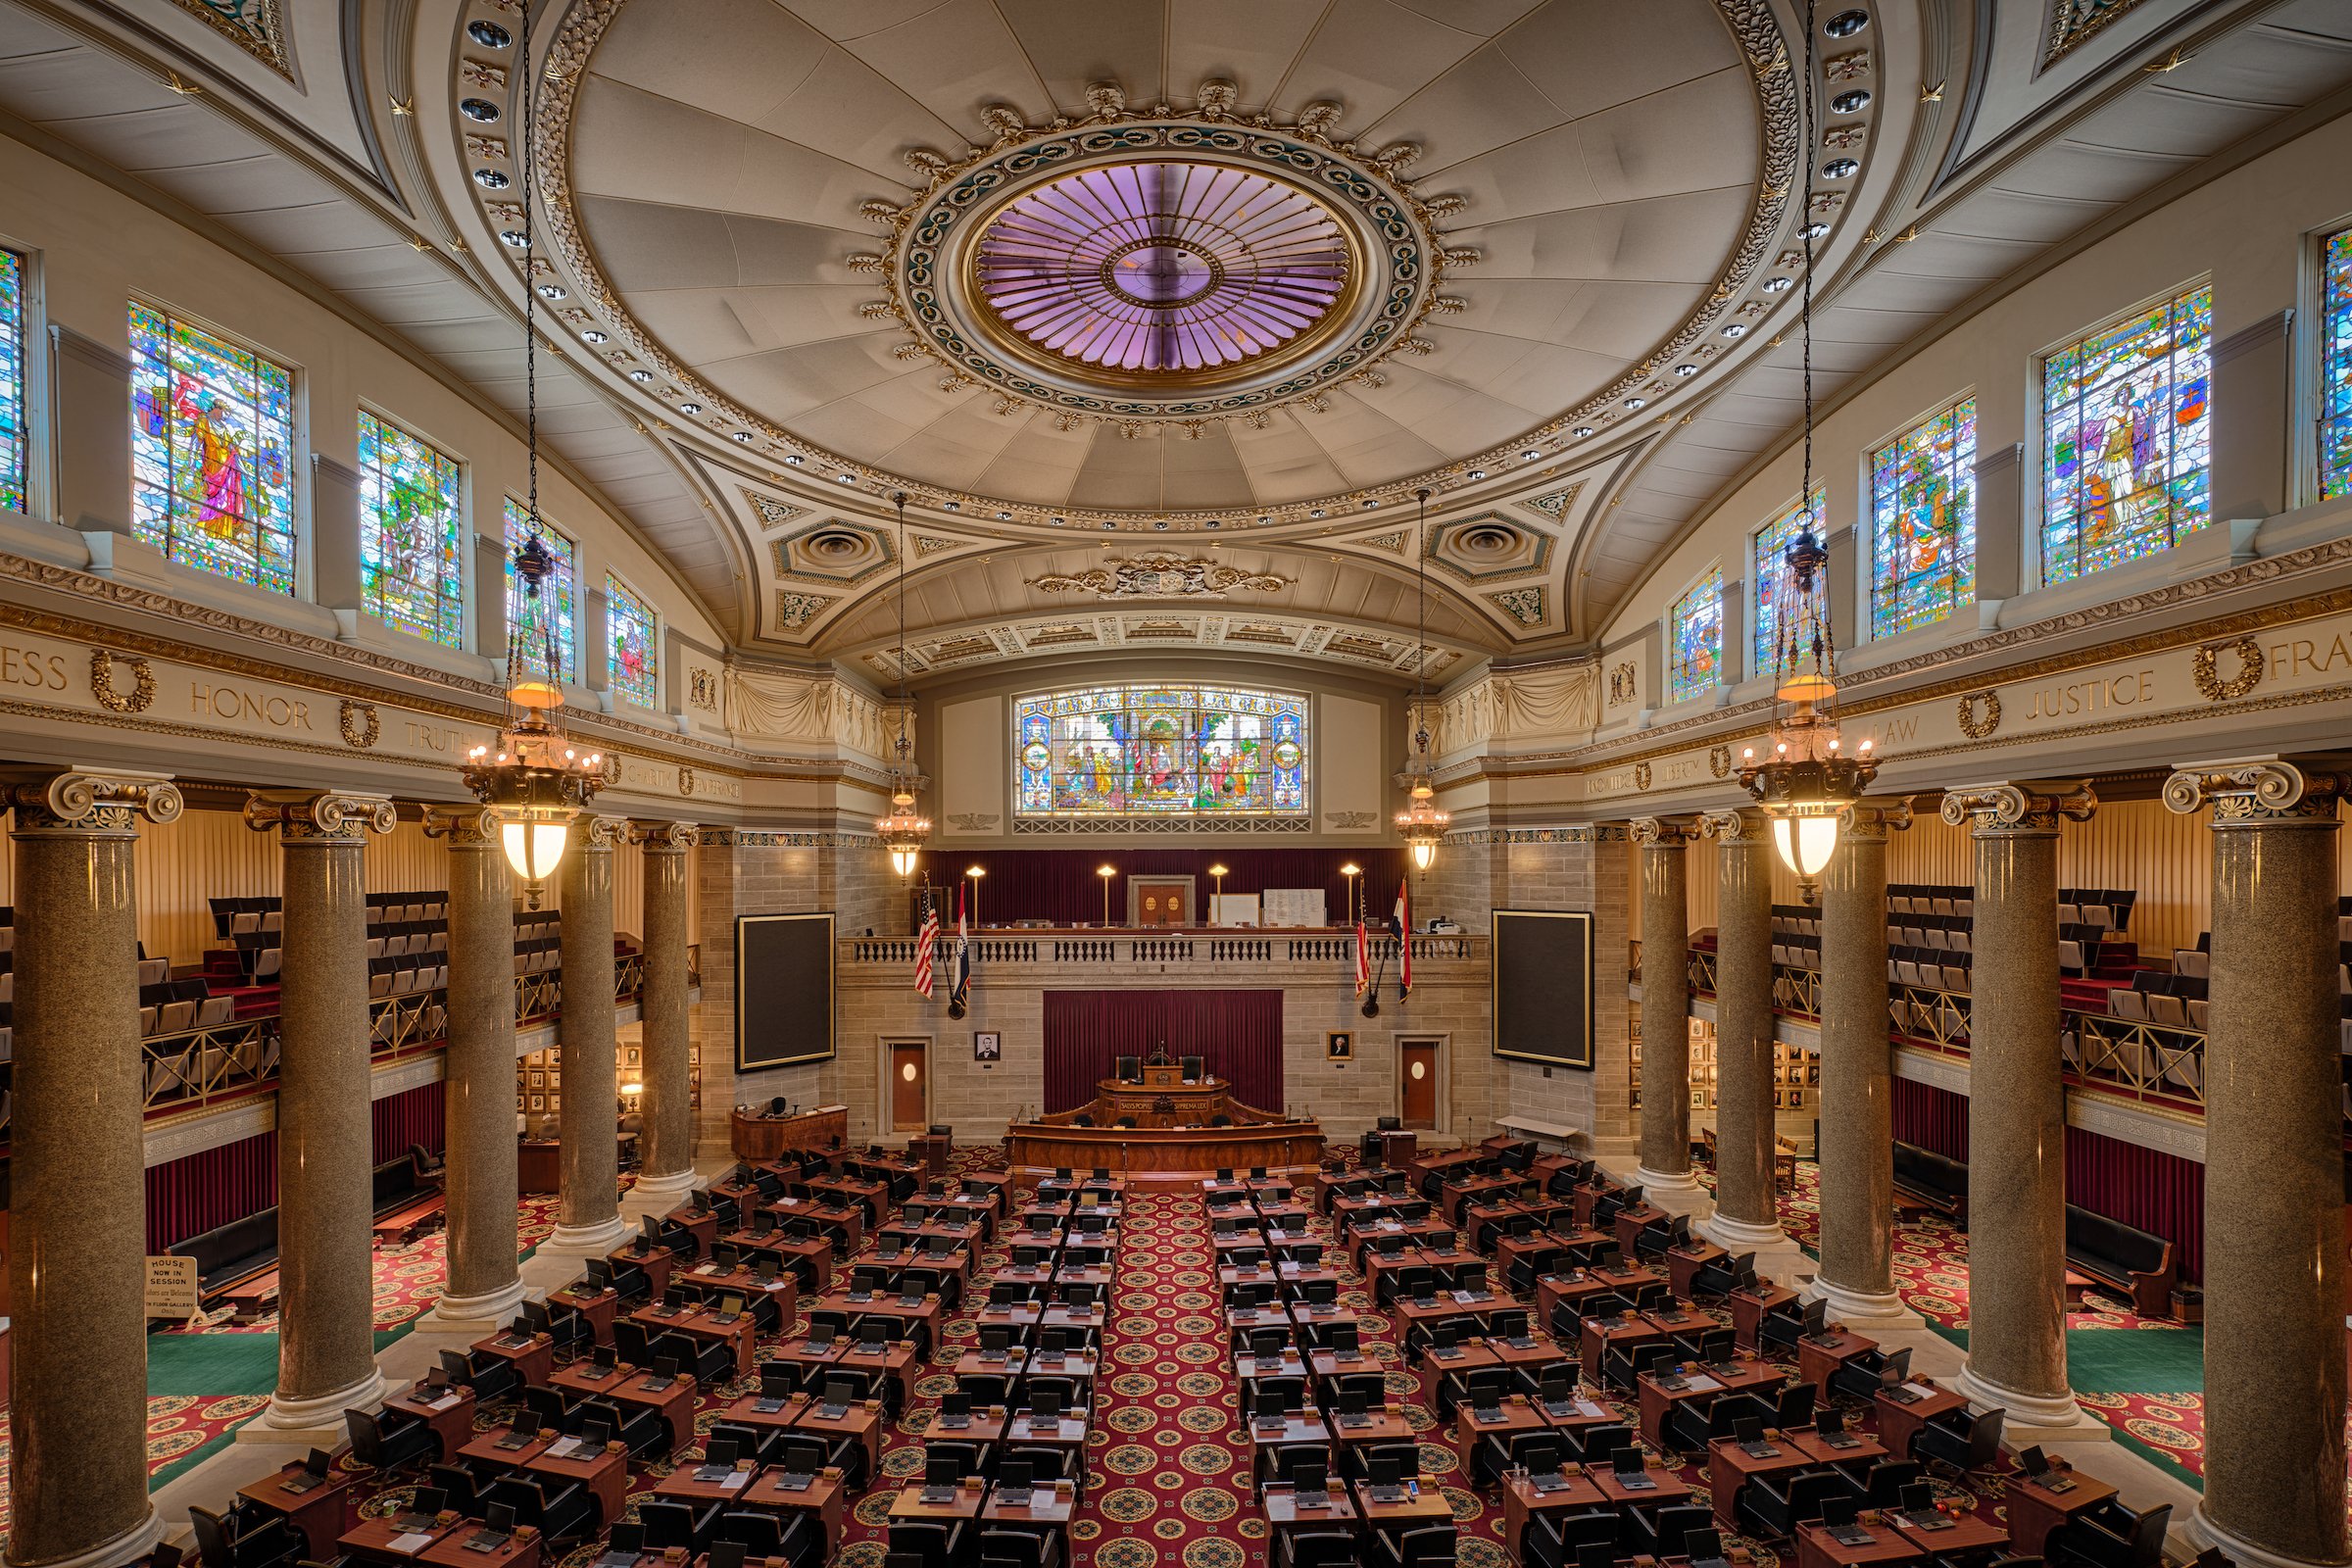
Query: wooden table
xmin=1590 ymin=1459 xmax=1696 ymax=1509
xmin=2004 ymin=1462 xmax=2118 ymax=1555
xmin=837 ymin=1340 xmax=922 ymax=1411
xmin=457 ymin=1428 xmax=629 ymax=1527
xmin=652 ymin=1458 xmax=761 ymax=1507
xmin=469 ymin=1327 xmax=556 ymax=1391
xmin=1795 ymin=1519 xmax=1921 ymax=1568
xmin=1729 ymin=1284 xmax=1798 ymax=1351
xmin=384 ymin=1381 xmax=475 ymax=1461
xmin=887 ymin=1480 xmax=990 ymax=1526
xmin=1635 ymin=1356 xmax=1785 ymax=1449
xmin=549 ymin=1363 xmax=696 ymax=1453
xmin=981 ymin=1482 xmax=1077 ymax=1531
xmin=738 ymin=1468 xmax=848 ymax=1551
xmin=1705 ymin=1433 xmax=1815 ymax=1525
xmin=794 ymin=1396 xmax=885 ymax=1480
xmin=669 ymin=1262 xmax=800 ymax=1332
xmin=729 ymin=1105 xmax=848 ymax=1162
xmin=1500 ymin=1469 xmax=1608 ymax=1559
xmin=1871 ymin=1379 xmax=1967 ymax=1460
xmin=1262 ymin=1480 xmax=1361 ymax=1538
xmin=627 ymin=1302 xmax=758 ymax=1381
xmin=1891 ymin=1505 xmax=2008 ymax=1556
xmin=1452 ymin=1397 xmax=1547 ymax=1476
xmin=1580 ymin=1313 xmax=1670 ymax=1385
xmin=418 ymin=1522 xmax=542 ymax=1568
xmin=338 ymin=1512 xmax=458 ymax=1565
xmin=238 ymin=1461 xmax=356 ymax=1558
xmin=1352 ymin=1475 xmax=1452 ymax=1530
xmin=1666 ymin=1238 xmax=1730 ymax=1297
xmin=1246 ymin=1411 xmax=1335 ymax=1486
xmin=1796 ymin=1327 xmax=1880 ymax=1395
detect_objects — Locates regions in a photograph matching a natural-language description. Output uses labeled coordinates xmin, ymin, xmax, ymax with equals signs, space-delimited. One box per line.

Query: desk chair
xmin=889 ymin=1521 xmax=967 ymax=1568
xmin=1437 ymin=1365 xmax=1510 ymax=1425
xmin=1366 ymin=1523 xmax=1456 ymax=1568
xmin=1689 ymin=1249 xmax=1754 ymax=1298
xmin=426 ymin=1462 xmax=484 ymax=1516
xmin=1671 ymin=1323 xmax=1737 ymax=1364
xmin=1600 ymin=1337 xmax=1672 ymax=1392
xmin=2049 ymin=1503 xmax=2173 ymax=1568
xmin=343 ymin=1406 xmax=435 ymax=1472
xmin=1257 ymin=1443 xmax=1336 ymax=1494
xmin=1521 ymin=1510 xmax=1622 ymax=1568
xmin=1505 ymin=1245 xmax=1565 ymax=1296
xmin=438 ymin=1346 xmax=516 ymax=1401
xmin=1736 ymin=1466 xmax=1848 ymax=1539
xmin=1628 ymin=1503 xmax=1716 ymax=1560
xmin=1711 ymin=1379 xmax=1814 ymax=1437
xmin=1662 ymin=1391 xmax=1746 ymax=1456
xmin=1759 ymin=1296 xmax=1826 ymax=1353
xmin=576 ymin=1396 xmax=671 ymax=1458
xmin=640 ymin=1498 xmax=723 ymax=1555
xmin=1852 ymin=1458 xmax=1924 ymax=1504
xmin=1474 ymin=1429 xmax=1559 ymax=1488
xmin=187 ymin=1506 xmax=302 ymax=1568
xmin=1554 ymin=1419 xmax=1630 ymax=1467
xmin=1913 ymin=1403 xmax=2006 ymax=1473
xmin=978 ymin=1529 xmax=1062 ymax=1568
xmin=1827 ymin=1345 xmax=1910 ymax=1401
xmin=486 ymin=1475 xmax=596 ymax=1548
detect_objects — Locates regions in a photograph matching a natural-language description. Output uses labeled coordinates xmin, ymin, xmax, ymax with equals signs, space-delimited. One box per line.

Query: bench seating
xmin=2064 ymin=1203 xmax=2177 ymax=1318
xmin=169 ymin=1206 xmax=278 ymax=1305
xmin=1891 ymin=1141 xmax=1967 ymax=1218
xmin=371 ymin=1192 xmax=446 ymax=1245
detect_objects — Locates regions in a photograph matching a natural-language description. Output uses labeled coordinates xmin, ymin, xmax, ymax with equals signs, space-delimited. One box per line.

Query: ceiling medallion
xmin=867 ymin=80 xmax=1447 ymax=431
xmin=1026 ymin=554 xmax=1290 ymax=600
xmin=167 ymin=0 xmax=291 ymax=76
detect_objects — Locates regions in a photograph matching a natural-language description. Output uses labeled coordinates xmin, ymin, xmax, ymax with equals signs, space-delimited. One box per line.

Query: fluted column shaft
xmin=1632 ymin=819 xmax=1695 ymax=1189
xmin=2167 ymin=760 xmax=2349 ymax=1568
xmin=635 ymin=823 xmax=698 ymax=1194
xmin=427 ymin=808 xmax=521 ymax=1323
xmin=1703 ymin=808 xmax=1782 ymax=1244
xmin=1947 ymin=781 xmax=2094 ymax=1432
xmin=553 ymin=816 xmax=626 ymax=1249
xmin=1814 ymin=804 xmax=1915 ymax=1322
xmin=4 ymin=771 xmax=179 ymax=1568
xmin=250 ymin=791 xmax=395 ymax=1429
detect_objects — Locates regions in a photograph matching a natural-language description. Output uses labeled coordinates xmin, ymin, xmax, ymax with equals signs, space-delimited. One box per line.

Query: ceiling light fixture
xmin=461 ymin=0 xmax=604 ymax=910
xmin=875 ymin=491 xmax=932 ymax=880
xmin=1740 ymin=0 xmax=1882 ymax=902
xmin=1396 ymin=486 xmax=1449 ymax=874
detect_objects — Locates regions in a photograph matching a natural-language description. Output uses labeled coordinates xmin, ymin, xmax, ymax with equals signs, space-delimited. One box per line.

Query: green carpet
xmin=145 ymin=1332 xmax=280 ymax=1396
xmin=2062 ymin=1325 xmax=2206 ymax=1393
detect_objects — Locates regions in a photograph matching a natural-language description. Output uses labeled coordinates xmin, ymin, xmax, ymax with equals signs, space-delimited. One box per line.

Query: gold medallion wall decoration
xmin=89 ymin=649 xmax=155 ymax=713
xmin=1956 ymin=689 xmax=2001 ymax=739
xmin=1708 ymin=744 xmax=1735 ymax=779
xmin=2191 ymin=635 xmax=2264 ymax=702
xmin=1634 ymin=760 xmax=1653 ymax=791
xmin=338 ymin=700 xmax=381 ymax=749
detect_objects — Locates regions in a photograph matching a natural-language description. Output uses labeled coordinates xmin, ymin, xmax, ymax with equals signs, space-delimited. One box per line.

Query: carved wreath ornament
xmin=2191 ymin=635 xmax=2264 ymax=702
xmin=89 ymin=648 xmax=155 ymax=713
xmin=339 ymin=700 xmax=381 ymax=750
xmin=1955 ymin=690 xmax=2001 ymax=740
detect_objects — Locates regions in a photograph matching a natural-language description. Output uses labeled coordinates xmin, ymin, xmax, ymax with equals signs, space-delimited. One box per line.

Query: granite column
xmin=1699 ymin=808 xmax=1783 ymax=1249
xmin=1809 ymin=801 xmax=1921 ymax=1326
xmin=632 ymin=822 xmax=699 ymax=1199
xmin=2167 ymin=759 xmax=2349 ymax=1568
xmin=424 ymin=807 xmax=522 ymax=1327
xmin=1631 ymin=818 xmax=1697 ymax=1192
xmin=3 ymin=770 xmax=180 ymax=1568
xmin=248 ymin=790 xmax=395 ymax=1431
xmin=1945 ymin=781 xmax=2101 ymax=1438
xmin=549 ymin=814 xmax=627 ymax=1251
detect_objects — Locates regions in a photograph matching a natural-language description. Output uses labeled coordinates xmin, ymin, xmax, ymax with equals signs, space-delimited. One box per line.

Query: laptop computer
xmin=1252 ymin=1389 xmax=1287 ymax=1434
xmin=464 ymin=1502 xmax=516 ymax=1553
xmin=1609 ymin=1448 xmax=1656 ymax=1493
xmin=694 ymin=1440 xmax=742 ymax=1483
xmin=281 ymin=1447 xmax=333 ymax=1494
xmin=935 ymin=1392 xmax=972 ymax=1430
xmin=995 ymin=1458 xmax=1035 ymax=1508
xmin=391 ymin=1487 xmax=445 ymax=1533
xmin=1292 ymin=1454 xmax=1331 ymax=1509
xmin=818 ymin=1377 xmax=856 ymax=1421
xmin=598 ymin=1524 xmax=645 ymax=1567
xmin=1734 ymin=1416 xmax=1779 ymax=1459
xmin=1027 ymin=1389 xmax=1065 ymax=1432
xmin=1365 ymin=1452 xmax=1407 ymax=1504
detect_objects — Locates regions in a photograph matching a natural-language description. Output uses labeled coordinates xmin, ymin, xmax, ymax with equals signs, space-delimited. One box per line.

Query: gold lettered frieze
xmin=189 ymin=678 xmax=319 ymax=732
xmin=1585 ymin=764 xmax=1643 ymax=799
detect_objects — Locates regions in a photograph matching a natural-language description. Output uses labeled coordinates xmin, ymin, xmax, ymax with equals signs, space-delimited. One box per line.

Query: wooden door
xmin=1399 ymin=1039 xmax=1439 ymax=1129
xmin=890 ymin=1041 xmax=928 ymax=1132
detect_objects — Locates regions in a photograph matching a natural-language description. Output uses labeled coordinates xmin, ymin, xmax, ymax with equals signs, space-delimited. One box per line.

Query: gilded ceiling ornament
xmin=2190 ymin=635 xmax=2263 ymax=702
xmin=167 ymin=0 xmax=289 ymax=76
xmin=1027 ymin=555 xmax=1289 ymax=600
xmin=2045 ymin=0 xmax=2155 ymax=65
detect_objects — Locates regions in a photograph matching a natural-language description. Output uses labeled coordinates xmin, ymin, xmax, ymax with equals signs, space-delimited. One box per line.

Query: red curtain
xmin=2066 ymin=1124 xmax=2205 ymax=1282
xmin=1891 ymin=1076 xmax=1969 ymax=1162
xmin=909 ymin=849 xmax=1413 ymax=929
xmin=1042 ymin=990 xmax=1284 ymax=1113
xmin=146 ymin=1132 xmax=277 ymax=1253
xmin=372 ymin=1081 xmax=446 ymax=1163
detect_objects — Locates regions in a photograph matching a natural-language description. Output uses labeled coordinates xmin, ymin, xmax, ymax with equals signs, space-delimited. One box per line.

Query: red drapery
xmin=2066 ymin=1124 xmax=2204 ymax=1282
xmin=907 ymin=849 xmax=1414 ymax=930
xmin=1890 ymin=1076 xmax=1969 ymax=1163
xmin=1042 ymin=990 xmax=1284 ymax=1114
xmin=372 ymin=1081 xmax=447 ymax=1163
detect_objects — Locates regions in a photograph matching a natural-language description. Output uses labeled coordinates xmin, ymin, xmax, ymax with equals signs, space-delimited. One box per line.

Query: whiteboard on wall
xmin=1261 ymin=888 xmax=1326 ymax=928
xmin=1211 ymin=894 xmax=1261 ymax=927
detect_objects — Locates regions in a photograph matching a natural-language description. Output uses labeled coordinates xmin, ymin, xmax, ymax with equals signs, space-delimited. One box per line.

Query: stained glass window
xmin=1014 ymin=684 xmax=1308 ymax=816
xmin=1871 ymin=397 xmax=1978 ymax=638
xmin=357 ymin=411 xmax=465 ymax=646
xmin=1668 ymin=567 xmax=1723 ymax=704
xmin=2041 ymin=282 xmax=2212 ymax=585
xmin=129 ymin=302 xmax=297 ymax=593
xmin=2320 ymin=228 xmax=2352 ymax=500
xmin=0 ymin=250 xmax=24 ymax=515
xmin=1751 ymin=489 xmax=1824 ymax=677
xmin=606 ymin=572 xmax=660 ymax=709
xmin=503 ymin=497 xmax=575 ymax=685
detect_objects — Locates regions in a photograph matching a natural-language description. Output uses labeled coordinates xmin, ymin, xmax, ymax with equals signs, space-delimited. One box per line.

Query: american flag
xmin=913 ymin=887 xmax=939 ymax=997
xmin=1353 ymin=912 xmax=1370 ymax=998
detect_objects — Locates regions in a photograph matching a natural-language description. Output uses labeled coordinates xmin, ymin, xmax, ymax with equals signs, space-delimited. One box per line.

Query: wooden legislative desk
xmin=730 ymin=1104 xmax=850 ymax=1161
xmin=1005 ymin=1070 xmax=1322 ymax=1177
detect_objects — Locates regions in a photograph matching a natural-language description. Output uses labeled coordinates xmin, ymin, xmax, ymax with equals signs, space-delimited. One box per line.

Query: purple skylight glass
xmin=973 ymin=163 xmax=1349 ymax=374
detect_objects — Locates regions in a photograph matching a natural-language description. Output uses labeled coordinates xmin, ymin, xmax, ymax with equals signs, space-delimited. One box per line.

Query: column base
xmin=630 ymin=1167 xmax=698 ymax=1201
xmin=1697 ymin=1211 xmax=1790 ymax=1251
xmin=3 ymin=1504 xmax=163 ymax=1568
xmin=538 ymin=1216 xmax=629 ymax=1256
xmin=430 ymin=1278 xmax=528 ymax=1332
xmin=254 ymin=1369 xmax=387 ymax=1443
xmin=1953 ymin=1363 xmax=2109 ymax=1443
xmin=2191 ymin=1500 xmax=2346 ymax=1568
xmin=1803 ymin=1275 xmax=1925 ymax=1330
xmin=1633 ymin=1164 xmax=1702 ymax=1194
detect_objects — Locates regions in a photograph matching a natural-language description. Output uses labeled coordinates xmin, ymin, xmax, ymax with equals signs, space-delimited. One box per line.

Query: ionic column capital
xmin=1630 ymin=815 xmax=1694 ymax=848
xmin=1836 ymin=795 xmax=1915 ymax=845
xmin=421 ymin=805 xmax=505 ymax=848
xmin=3 ymin=767 xmax=183 ymax=837
xmin=631 ymin=820 xmax=699 ymax=853
xmin=244 ymin=790 xmax=396 ymax=842
xmin=572 ymin=813 xmax=631 ymax=853
xmin=1697 ymin=806 xmax=1771 ymax=845
xmin=2162 ymin=755 xmax=2352 ymax=828
xmin=1937 ymin=779 xmax=2095 ymax=837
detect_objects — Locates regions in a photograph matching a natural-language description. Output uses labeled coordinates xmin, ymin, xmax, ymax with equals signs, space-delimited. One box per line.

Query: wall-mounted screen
xmin=1491 ymin=908 xmax=1594 ymax=1069
xmin=736 ymin=911 xmax=835 ymax=1069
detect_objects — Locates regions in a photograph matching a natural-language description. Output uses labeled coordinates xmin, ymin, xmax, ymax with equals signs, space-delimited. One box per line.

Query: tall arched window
xmin=0 ymin=249 xmax=24 ymax=516
xmin=503 ymin=498 xmax=576 ymax=684
xmin=606 ymin=571 xmax=661 ymax=708
xmin=358 ymin=410 xmax=465 ymax=647
xmin=2319 ymin=226 xmax=2352 ymax=500
xmin=1667 ymin=567 xmax=1722 ymax=704
xmin=2040 ymin=282 xmax=2211 ymax=585
xmin=1870 ymin=397 xmax=1977 ymax=638
xmin=1015 ymin=684 xmax=1308 ymax=817
xmin=129 ymin=301 xmax=297 ymax=593
xmin=1751 ymin=489 xmax=1823 ymax=676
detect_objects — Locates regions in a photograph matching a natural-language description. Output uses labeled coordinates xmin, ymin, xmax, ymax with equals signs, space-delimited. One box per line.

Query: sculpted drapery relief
xmin=1411 ymin=662 xmax=1600 ymax=758
xmin=722 ymin=667 xmax=891 ymax=760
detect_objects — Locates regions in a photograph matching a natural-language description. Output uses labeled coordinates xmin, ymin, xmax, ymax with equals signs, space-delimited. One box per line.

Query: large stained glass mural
xmin=0 ymin=250 xmax=24 ymax=515
xmin=1871 ymin=397 xmax=1977 ymax=638
xmin=130 ymin=302 xmax=297 ymax=593
xmin=1015 ymin=684 xmax=1308 ymax=817
xmin=1668 ymin=567 xmax=1722 ymax=704
xmin=2321 ymin=228 xmax=2352 ymax=501
xmin=357 ymin=410 xmax=465 ymax=647
xmin=503 ymin=498 xmax=576 ymax=684
xmin=1751 ymin=488 xmax=1823 ymax=676
xmin=2041 ymin=282 xmax=2211 ymax=585
xmin=607 ymin=572 xmax=660 ymax=709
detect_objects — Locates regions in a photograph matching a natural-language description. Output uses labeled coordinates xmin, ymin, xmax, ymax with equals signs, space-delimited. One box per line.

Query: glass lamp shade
xmin=875 ymin=782 xmax=931 ymax=881
xmin=1409 ymin=836 xmax=1438 ymax=872
xmin=501 ymin=813 xmax=571 ymax=890
xmin=1771 ymin=811 xmax=1840 ymax=879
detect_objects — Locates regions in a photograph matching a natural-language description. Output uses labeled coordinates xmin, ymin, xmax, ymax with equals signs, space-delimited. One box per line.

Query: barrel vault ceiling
xmin=2 ymin=0 xmax=2348 ymax=686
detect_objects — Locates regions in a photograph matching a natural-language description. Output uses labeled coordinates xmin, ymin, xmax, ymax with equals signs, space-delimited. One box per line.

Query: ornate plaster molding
xmin=243 ymin=789 xmax=398 ymax=841
xmin=2161 ymin=756 xmax=2352 ymax=825
xmin=3 ymin=767 xmax=184 ymax=836
xmin=1937 ymin=780 xmax=2097 ymax=835
xmin=1026 ymin=555 xmax=1290 ymax=599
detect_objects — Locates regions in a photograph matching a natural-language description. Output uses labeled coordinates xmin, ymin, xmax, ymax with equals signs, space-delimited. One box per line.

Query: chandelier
xmin=875 ymin=491 xmax=931 ymax=879
xmin=1396 ymin=486 xmax=1449 ymax=872
xmin=1736 ymin=0 xmax=1882 ymax=896
xmin=462 ymin=0 xmax=603 ymax=909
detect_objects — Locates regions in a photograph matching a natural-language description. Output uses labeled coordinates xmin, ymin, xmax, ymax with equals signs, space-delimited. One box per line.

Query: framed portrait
xmin=527 ymin=1093 xmax=545 ymax=1111
xmin=973 ymin=1031 xmax=1003 ymax=1062
xmin=1326 ymin=1030 xmax=1353 ymax=1061
xmin=625 ymin=1046 xmax=641 ymax=1065
xmin=528 ymin=1070 xmax=546 ymax=1089
xmin=548 ymin=1093 xmax=562 ymax=1110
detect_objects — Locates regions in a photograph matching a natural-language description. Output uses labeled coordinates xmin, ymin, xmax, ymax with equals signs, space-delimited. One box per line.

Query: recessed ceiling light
xmin=499 ymin=230 xmax=528 ymax=248
xmin=1153 ymin=519 xmax=1169 ymax=530
xmin=1100 ymin=520 xmax=1115 ymax=530
xmin=472 ymin=169 xmax=509 ymax=189
xmin=1468 ymin=469 xmax=1486 ymax=480
xmin=1360 ymin=499 xmax=1379 ymax=510
xmin=1257 ymin=514 xmax=1272 ymax=524
xmin=944 ymin=502 xmax=960 ymax=511
xmin=995 ymin=511 xmax=1010 ymax=520
xmin=1823 ymin=158 xmax=1859 ymax=180
xmin=1623 ymin=397 xmax=1646 ymax=410
xmin=1310 ymin=509 xmax=1326 ymax=518
xmin=783 ymin=453 xmax=805 ymax=465
xmin=536 ymin=284 xmax=566 ymax=300
xmin=1205 ymin=519 xmax=1222 ymax=529
xmin=467 ymin=19 xmax=512 ymax=47
xmin=1521 ymin=449 xmax=1542 ymax=461
xmin=1051 ymin=516 xmax=1064 ymax=526
xmin=1824 ymin=9 xmax=1870 ymax=36
xmin=628 ymin=369 xmax=652 ymax=382
xmin=678 ymin=402 xmax=703 ymax=414
xmin=1801 ymin=221 xmax=1831 ymax=239
xmin=459 ymin=98 xmax=501 ymax=122
xmin=1721 ymin=323 xmax=1747 ymax=338
xmin=1676 ymin=365 xmax=1701 ymax=377
xmin=836 ymin=472 xmax=856 ymax=483
xmin=1832 ymin=89 xmax=1872 ymax=114
xmin=1572 ymin=425 xmax=1593 ymax=437
xmin=581 ymin=330 xmax=607 ymax=345
xmin=731 ymin=431 xmax=753 ymax=443
xmin=1763 ymin=276 xmax=1793 ymax=292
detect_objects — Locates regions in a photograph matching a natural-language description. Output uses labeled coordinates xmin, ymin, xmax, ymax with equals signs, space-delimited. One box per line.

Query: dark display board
xmin=1491 ymin=908 xmax=1594 ymax=1069
xmin=735 ymin=912 xmax=835 ymax=1069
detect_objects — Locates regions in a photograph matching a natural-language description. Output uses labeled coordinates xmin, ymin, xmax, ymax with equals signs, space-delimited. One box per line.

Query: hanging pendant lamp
xmin=1395 ymin=487 xmax=1448 ymax=871
xmin=874 ymin=491 xmax=932 ymax=878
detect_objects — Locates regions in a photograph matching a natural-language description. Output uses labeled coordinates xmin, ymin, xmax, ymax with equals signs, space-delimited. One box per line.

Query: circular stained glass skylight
xmin=971 ymin=163 xmax=1351 ymax=376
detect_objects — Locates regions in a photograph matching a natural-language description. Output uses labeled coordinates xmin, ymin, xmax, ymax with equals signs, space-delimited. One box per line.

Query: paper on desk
xmin=387 ymin=1533 xmax=438 ymax=1554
